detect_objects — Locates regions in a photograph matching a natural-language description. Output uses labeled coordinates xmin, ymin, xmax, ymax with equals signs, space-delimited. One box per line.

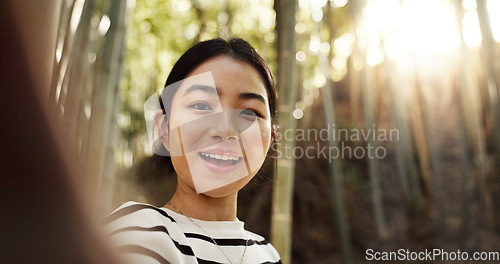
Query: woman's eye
xmin=240 ymin=109 xmax=260 ymax=118
xmin=190 ymin=102 xmax=212 ymax=111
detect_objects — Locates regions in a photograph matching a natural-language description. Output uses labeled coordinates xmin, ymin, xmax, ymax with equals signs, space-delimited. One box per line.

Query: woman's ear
xmin=270 ymin=124 xmax=277 ymax=144
xmin=265 ymin=124 xmax=277 ymax=154
xmin=153 ymin=110 xmax=170 ymax=151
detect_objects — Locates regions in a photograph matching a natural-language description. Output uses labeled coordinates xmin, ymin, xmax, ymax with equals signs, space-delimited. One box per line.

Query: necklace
xmin=166 ymin=202 xmax=248 ymax=264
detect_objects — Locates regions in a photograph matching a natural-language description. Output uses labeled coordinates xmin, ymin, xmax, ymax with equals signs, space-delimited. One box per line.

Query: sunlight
xmin=331 ymin=0 xmax=348 ymax=8
xmin=488 ymin=0 xmax=500 ymax=42
xmin=461 ymin=0 xmax=500 ymax=47
xmin=97 ymin=15 xmax=111 ymax=36
xmin=462 ymin=10 xmax=482 ymax=47
xmin=70 ymin=0 xmax=85 ymax=34
xmin=358 ymin=0 xmax=499 ymax=63
xmin=309 ymin=34 xmax=322 ymax=53
xmin=331 ymin=32 xmax=353 ymax=80
xmin=296 ymin=51 xmax=307 ymax=62
xmin=293 ymin=108 xmax=304 ymax=119
xmin=333 ymin=33 xmax=354 ymax=58
xmin=463 ymin=0 xmax=477 ymax=11
xmin=360 ymin=0 xmax=461 ymax=64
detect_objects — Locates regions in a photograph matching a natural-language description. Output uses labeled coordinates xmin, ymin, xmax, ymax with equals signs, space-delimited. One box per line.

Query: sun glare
xmin=488 ymin=0 xmax=500 ymax=42
xmin=356 ymin=0 xmax=500 ymax=64
xmin=462 ymin=10 xmax=482 ymax=47
xmin=360 ymin=0 xmax=460 ymax=63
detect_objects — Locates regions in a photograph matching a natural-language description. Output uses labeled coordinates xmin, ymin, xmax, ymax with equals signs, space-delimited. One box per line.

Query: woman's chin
xmin=200 ymin=174 xmax=254 ymax=198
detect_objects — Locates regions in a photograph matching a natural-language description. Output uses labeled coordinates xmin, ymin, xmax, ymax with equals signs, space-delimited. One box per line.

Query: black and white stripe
xmin=104 ymin=201 xmax=282 ymax=264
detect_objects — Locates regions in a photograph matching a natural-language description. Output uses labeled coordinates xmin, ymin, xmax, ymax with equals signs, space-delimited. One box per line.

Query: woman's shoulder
xmin=103 ymin=201 xmax=176 ymax=231
xmin=103 ymin=201 xmax=190 ymax=264
xmin=244 ymin=230 xmax=282 ymax=263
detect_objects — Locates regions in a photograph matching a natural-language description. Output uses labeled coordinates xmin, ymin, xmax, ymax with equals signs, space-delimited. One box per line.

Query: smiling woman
xmin=104 ymin=38 xmax=281 ymax=264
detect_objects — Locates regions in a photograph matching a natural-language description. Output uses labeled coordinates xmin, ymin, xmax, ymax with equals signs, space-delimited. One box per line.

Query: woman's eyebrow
xmin=182 ymin=84 xmax=218 ymax=96
xmin=238 ymin=92 xmax=267 ymax=105
xmin=183 ymin=84 xmax=266 ymax=105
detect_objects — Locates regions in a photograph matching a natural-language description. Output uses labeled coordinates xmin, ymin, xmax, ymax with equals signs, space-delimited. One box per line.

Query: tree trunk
xmin=362 ymin=60 xmax=388 ymax=238
xmin=85 ymin=0 xmax=128 ymax=214
xmin=413 ymin=66 xmax=445 ymax=236
xmin=475 ymin=0 xmax=498 ymax=227
xmin=350 ymin=0 xmax=387 ymax=239
xmin=321 ymin=4 xmax=353 ymax=263
xmin=62 ymin=0 xmax=95 ymax=155
xmin=319 ymin=37 xmax=353 ymax=264
xmin=271 ymin=1 xmax=298 ymax=263
xmin=48 ymin=0 xmax=75 ymax=113
xmin=453 ymin=0 xmax=487 ymax=242
xmin=384 ymin=59 xmax=422 ymax=211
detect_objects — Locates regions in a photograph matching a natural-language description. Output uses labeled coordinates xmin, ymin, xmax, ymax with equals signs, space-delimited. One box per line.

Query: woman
xmin=105 ymin=38 xmax=281 ymax=264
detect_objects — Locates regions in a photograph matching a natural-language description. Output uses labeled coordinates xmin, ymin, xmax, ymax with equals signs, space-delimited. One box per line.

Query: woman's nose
xmin=209 ymin=111 xmax=239 ymax=140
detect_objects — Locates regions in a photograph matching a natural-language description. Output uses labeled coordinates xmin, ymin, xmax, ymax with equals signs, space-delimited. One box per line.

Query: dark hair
xmin=159 ymin=38 xmax=276 ymax=123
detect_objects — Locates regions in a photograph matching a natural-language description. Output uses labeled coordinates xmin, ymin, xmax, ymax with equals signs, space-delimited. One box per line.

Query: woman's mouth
xmin=198 ymin=151 xmax=243 ymax=173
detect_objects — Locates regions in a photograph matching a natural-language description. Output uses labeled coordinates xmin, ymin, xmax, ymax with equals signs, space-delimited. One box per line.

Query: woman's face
xmin=162 ymin=55 xmax=273 ymax=197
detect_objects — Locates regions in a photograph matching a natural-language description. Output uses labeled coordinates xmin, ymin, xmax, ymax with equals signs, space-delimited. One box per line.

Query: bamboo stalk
xmin=477 ymin=0 xmax=500 ymax=182
xmin=350 ymin=0 xmax=387 ymax=239
xmin=361 ymin=59 xmax=388 ymax=239
xmin=407 ymin=65 xmax=433 ymax=196
xmin=63 ymin=0 xmax=95 ymax=151
xmin=318 ymin=40 xmax=353 ymax=264
xmin=472 ymin=0 xmax=499 ymax=227
xmin=85 ymin=0 xmax=128 ymax=213
xmin=413 ymin=66 xmax=445 ymax=235
xmin=453 ymin=0 xmax=482 ymax=241
xmin=54 ymin=0 xmax=88 ymax=119
xmin=49 ymin=0 xmax=77 ymax=117
xmin=317 ymin=4 xmax=353 ymax=262
xmin=477 ymin=0 xmax=500 ymax=156
xmin=271 ymin=1 xmax=298 ymax=263
xmin=384 ymin=59 xmax=422 ymax=211
xmin=48 ymin=0 xmax=73 ymax=111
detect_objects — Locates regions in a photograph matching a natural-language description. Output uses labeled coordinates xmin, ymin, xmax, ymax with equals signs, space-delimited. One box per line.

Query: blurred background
xmin=43 ymin=0 xmax=500 ymax=263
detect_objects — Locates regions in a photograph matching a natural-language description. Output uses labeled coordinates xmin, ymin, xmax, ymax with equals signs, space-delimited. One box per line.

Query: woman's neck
xmin=165 ymin=181 xmax=238 ymax=221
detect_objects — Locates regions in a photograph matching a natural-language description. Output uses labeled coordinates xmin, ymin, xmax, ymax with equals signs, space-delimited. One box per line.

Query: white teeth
xmin=200 ymin=152 xmax=239 ymax=161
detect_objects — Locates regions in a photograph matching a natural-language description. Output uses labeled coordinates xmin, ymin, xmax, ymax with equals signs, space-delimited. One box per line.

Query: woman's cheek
xmin=169 ymin=108 xmax=214 ymax=154
xmin=240 ymin=120 xmax=270 ymax=173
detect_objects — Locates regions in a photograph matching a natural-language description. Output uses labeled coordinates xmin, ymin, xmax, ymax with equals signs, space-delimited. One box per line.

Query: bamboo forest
xmin=2 ymin=0 xmax=500 ymax=263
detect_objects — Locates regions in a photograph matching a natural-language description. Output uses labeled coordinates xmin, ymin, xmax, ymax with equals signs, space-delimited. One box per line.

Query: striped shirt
xmin=104 ymin=201 xmax=282 ymax=264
